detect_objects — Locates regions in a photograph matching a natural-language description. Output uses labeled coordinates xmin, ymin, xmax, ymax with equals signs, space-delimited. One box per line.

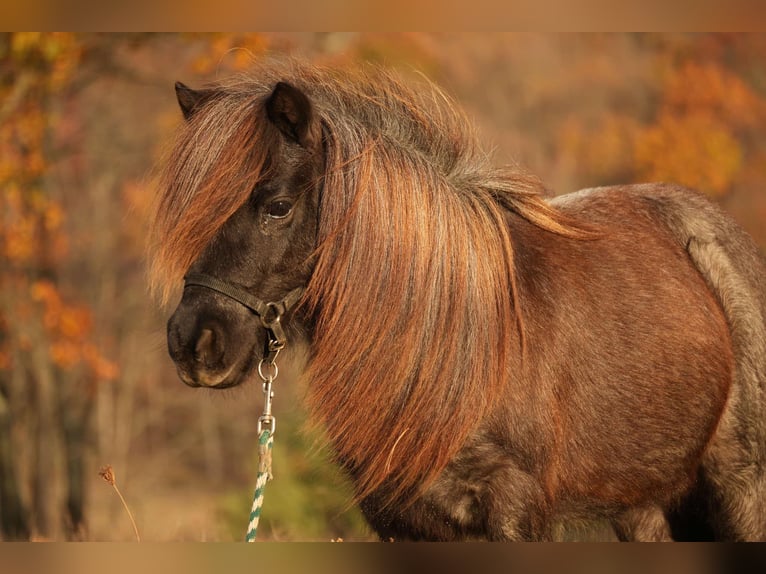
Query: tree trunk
xmin=62 ymin=417 xmax=87 ymax=540
xmin=0 ymin=387 xmax=29 ymax=540
xmin=31 ymin=357 xmax=58 ymax=539
xmin=59 ymin=376 xmax=93 ymax=541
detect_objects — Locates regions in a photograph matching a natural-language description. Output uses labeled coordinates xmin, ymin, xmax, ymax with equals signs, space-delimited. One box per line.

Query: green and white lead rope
xmin=246 ymin=427 xmax=274 ymax=542
xmin=245 ymin=324 xmax=284 ymax=542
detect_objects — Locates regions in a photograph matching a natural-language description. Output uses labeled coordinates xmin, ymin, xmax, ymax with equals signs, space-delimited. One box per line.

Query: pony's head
xmin=158 ymin=79 xmax=323 ymax=388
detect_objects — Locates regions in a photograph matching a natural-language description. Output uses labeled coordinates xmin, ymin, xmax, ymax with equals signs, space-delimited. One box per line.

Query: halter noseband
xmin=183 ymin=272 xmax=304 ymax=360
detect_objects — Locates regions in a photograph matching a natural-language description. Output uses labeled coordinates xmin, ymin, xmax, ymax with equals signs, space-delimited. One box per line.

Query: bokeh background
xmin=1 ymin=32 xmax=765 ymax=542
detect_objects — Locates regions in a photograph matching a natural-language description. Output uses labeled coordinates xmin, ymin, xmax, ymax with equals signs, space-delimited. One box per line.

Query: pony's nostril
xmin=194 ymin=327 xmax=221 ymax=365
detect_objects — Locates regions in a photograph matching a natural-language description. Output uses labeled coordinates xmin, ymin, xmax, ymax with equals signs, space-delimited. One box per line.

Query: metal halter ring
xmin=258 ymin=359 xmax=279 ymax=382
xmin=260 ymin=303 xmax=284 ymax=329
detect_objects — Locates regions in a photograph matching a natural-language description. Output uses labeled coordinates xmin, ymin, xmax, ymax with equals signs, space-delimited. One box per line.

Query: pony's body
xmin=361 ymin=184 xmax=765 ymax=541
xmin=152 ymin=61 xmax=766 ymax=541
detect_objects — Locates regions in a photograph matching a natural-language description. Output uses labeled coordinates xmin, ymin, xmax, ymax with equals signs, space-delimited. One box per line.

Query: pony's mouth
xmin=176 ymin=365 xmax=239 ymax=389
xmin=174 ymin=341 xmax=261 ymax=390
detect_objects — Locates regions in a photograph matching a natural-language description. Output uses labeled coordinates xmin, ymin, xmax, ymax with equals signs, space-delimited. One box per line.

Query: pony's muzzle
xmin=167 ymin=311 xmax=239 ymax=388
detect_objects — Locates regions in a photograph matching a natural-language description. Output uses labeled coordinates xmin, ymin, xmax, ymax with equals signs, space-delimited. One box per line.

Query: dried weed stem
xmin=99 ymin=464 xmax=141 ymax=542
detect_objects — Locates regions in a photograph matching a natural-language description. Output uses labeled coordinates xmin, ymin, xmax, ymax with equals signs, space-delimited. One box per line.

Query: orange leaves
xmin=554 ymin=43 xmax=765 ymax=198
xmin=663 ymin=61 xmax=766 ymax=130
xmin=50 ymin=341 xmax=118 ymax=380
xmin=0 ymin=301 xmax=119 ymax=379
xmin=50 ymin=340 xmax=81 ymax=370
xmin=0 ymin=106 xmax=47 ymax=169
xmin=0 ymin=102 xmax=48 ymax=184
xmin=30 ymin=280 xmax=118 ymax=379
xmin=634 ymin=111 xmax=743 ymax=197
xmin=9 ymin=32 xmax=82 ymax=91
xmin=1 ymin=186 xmax=68 ymax=265
xmin=632 ymin=59 xmax=763 ymax=197
xmin=83 ymin=345 xmax=120 ymax=381
xmin=0 ymin=32 xmax=116 ymax=383
xmin=0 ymin=34 xmax=74 ymax=267
xmin=2 ymin=191 xmax=37 ymax=264
xmin=32 ymin=280 xmax=91 ymax=337
xmin=1 ymin=33 xmax=81 ymax=188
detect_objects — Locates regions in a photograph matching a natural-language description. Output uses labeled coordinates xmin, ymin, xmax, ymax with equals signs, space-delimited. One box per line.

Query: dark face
xmin=166 ymin=81 xmax=323 ymax=388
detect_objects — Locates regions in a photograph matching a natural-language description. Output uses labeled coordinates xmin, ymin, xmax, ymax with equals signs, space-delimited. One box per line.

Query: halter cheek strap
xmin=183 ymin=272 xmax=304 ymax=359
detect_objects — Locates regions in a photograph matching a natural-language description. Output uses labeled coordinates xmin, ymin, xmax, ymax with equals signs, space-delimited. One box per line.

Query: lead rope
xmin=246 ymin=430 xmax=273 ymax=541
xmin=245 ymin=325 xmax=284 ymax=542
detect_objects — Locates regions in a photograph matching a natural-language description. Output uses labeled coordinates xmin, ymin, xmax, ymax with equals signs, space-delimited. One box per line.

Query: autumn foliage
xmin=550 ymin=37 xmax=766 ymax=199
xmin=0 ymin=33 xmax=117 ymax=382
xmin=0 ymin=33 xmax=117 ymax=541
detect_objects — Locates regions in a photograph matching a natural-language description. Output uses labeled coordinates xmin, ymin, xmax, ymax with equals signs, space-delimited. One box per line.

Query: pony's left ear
xmin=175 ymin=82 xmax=215 ymax=120
xmin=265 ymin=82 xmax=321 ymax=151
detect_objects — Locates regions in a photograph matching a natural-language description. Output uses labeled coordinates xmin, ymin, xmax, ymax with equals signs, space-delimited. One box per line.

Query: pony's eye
xmin=265 ymin=200 xmax=293 ymax=219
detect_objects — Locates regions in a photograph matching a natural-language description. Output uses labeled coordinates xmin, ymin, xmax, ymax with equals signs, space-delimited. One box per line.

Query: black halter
xmin=183 ymin=273 xmax=304 ymax=361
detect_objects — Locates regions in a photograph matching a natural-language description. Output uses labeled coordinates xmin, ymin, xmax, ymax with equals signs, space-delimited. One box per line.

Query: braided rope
xmin=245 ymin=428 xmax=274 ymax=542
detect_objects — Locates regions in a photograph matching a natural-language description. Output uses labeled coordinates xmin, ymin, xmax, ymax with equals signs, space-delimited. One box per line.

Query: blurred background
xmin=1 ymin=32 xmax=765 ymax=542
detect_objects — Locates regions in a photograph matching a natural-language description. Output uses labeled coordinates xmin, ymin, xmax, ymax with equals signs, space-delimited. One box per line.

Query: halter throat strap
xmin=183 ymin=272 xmax=304 ymax=356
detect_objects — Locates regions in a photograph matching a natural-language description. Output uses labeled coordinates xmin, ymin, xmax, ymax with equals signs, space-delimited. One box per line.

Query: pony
xmin=150 ymin=59 xmax=766 ymax=541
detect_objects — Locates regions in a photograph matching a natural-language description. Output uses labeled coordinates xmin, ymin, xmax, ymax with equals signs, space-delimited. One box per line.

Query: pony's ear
xmin=265 ymin=82 xmax=321 ymax=151
xmin=175 ymin=81 xmax=215 ymax=120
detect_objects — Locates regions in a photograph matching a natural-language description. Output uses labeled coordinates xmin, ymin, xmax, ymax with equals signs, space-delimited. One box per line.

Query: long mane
xmin=150 ymin=60 xmax=585 ymax=504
